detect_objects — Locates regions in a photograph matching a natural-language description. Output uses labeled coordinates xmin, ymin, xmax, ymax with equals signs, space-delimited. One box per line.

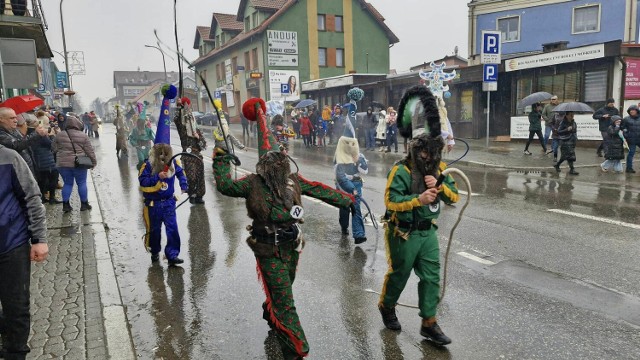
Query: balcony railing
xmin=1 ymin=0 xmax=48 ymax=29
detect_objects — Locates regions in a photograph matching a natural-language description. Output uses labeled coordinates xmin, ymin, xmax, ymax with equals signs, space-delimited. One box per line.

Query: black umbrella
xmin=517 ymin=92 xmax=553 ymax=108
xmin=552 ymin=102 xmax=594 ymax=113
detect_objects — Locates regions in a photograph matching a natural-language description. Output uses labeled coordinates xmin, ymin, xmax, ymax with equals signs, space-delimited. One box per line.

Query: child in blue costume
xmin=138 ymin=85 xmax=188 ymax=265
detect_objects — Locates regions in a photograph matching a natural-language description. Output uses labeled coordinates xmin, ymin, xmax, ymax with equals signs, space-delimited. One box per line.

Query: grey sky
xmin=42 ymin=0 xmax=469 ymax=106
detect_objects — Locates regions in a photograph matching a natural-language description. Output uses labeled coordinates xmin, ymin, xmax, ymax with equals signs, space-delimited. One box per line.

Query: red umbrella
xmin=0 ymin=95 xmax=44 ymax=114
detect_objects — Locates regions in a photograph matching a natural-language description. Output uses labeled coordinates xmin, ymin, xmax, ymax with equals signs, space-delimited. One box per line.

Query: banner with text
xmin=506 ymin=44 xmax=605 ymax=72
xmin=625 ymin=58 xmax=640 ymax=99
xmin=510 ymin=115 xmax=601 ymax=140
xmin=267 ymin=30 xmax=298 ymax=55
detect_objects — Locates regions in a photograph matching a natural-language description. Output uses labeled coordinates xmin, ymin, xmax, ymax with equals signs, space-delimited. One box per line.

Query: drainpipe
xmin=628 ymin=0 xmax=633 ymax=42
xmin=620 ymin=56 xmax=627 ymax=111
xmin=469 ymin=2 xmax=475 ymax=63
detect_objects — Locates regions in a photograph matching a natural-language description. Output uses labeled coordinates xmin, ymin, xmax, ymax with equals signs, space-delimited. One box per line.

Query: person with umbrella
xmin=541 ymin=95 xmax=560 ymax=151
xmin=593 ymin=98 xmax=619 ymax=158
xmin=554 ymin=112 xmax=579 ymax=175
xmin=523 ymin=103 xmax=548 ymax=155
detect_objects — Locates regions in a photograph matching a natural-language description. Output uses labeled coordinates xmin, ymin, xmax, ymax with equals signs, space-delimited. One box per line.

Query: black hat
xmin=607 ymin=98 xmax=615 ymax=104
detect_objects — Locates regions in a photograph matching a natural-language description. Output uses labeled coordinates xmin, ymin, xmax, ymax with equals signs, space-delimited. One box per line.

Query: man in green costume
xmin=212 ymin=98 xmax=354 ymax=359
xmin=378 ymin=86 xmax=459 ymax=346
xmin=128 ymin=106 xmax=155 ymax=170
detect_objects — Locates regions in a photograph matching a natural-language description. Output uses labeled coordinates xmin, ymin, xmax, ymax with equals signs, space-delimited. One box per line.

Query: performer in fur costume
xmin=114 ymin=104 xmax=129 ymax=158
xmin=173 ymin=97 xmax=207 ymax=204
xmin=378 ymin=85 xmax=459 ymax=346
xmin=129 ymin=102 xmax=155 ymax=170
xmin=334 ymin=88 xmax=368 ymax=244
xmin=139 ymin=85 xmax=188 ymax=266
xmin=212 ymin=98 xmax=354 ymax=359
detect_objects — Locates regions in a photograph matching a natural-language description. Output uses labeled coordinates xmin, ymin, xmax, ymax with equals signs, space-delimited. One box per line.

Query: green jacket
xmin=528 ymin=110 xmax=542 ymax=132
xmin=128 ymin=126 xmax=155 ymax=147
xmin=384 ymin=160 xmax=459 ymax=226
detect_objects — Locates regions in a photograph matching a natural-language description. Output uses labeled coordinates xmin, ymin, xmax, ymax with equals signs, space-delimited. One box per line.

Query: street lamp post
xmin=59 ymin=0 xmax=72 ymax=107
xmin=145 ymin=44 xmax=167 ymax=82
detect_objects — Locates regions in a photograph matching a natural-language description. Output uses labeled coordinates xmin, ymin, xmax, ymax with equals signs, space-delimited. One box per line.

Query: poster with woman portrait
xmin=268 ymin=70 xmax=300 ymax=102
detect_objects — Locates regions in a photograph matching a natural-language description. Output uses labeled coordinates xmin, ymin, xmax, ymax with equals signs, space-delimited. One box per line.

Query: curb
xmin=87 ymin=171 xmax=136 ymax=359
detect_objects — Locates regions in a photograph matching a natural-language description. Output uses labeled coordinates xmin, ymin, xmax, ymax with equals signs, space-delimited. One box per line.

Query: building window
xmin=251 ymin=48 xmax=259 ymax=70
xmin=216 ymin=34 xmax=220 ymax=48
xmin=318 ymin=14 xmax=326 ymax=31
xmin=335 ymin=15 xmax=343 ymax=32
xmin=252 ymin=12 xmax=259 ymax=29
xmin=232 ymin=57 xmax=238 ymax=75
xmin=244 ymin=51 xmax=250 ymax=70
xmin=319 ymin=48 xmax=327 ymax=67
xmin=537 ymin=71 xmax=581 ymax=105
xmin=573 ymin=5 xmax=600 ymax=34
xmin=244 ymin=17 xmax=250 ymax=32
xmin=336 ymin=48 xmax=344 ymax=67
xmin=584 ymin=69 xmax=607 ymax=103
xmin=497 ymin=16 xmax=520 ymax=42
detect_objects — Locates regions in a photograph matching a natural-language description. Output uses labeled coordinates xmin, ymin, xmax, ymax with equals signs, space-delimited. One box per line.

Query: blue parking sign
xmin=214 ymin=90 xmax=222 ymax=99
xmin=281 ymin=83 xmax=290 ymax=95
xmin=483 ymin=64 xmax=498 ymax=82
xmin=481 ymin=31 xmax=501 ymax=64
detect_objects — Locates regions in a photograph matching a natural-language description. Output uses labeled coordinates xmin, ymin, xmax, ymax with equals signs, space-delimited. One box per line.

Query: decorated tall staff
xmin=173 ymin=97 xmax=207 ymax=204
xmin=420 ymin=62 xmax=457 ymax=151
xmin=114 ymin=104 xmax=129 ymax=158
xmin=211 ymin=97 xmax=355 ymax=359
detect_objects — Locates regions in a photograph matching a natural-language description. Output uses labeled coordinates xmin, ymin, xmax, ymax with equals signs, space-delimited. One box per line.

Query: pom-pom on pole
xmin=242 ymin=98 xmax=267 ymax=122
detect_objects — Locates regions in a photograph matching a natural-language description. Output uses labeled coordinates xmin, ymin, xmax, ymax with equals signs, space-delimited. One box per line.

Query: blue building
xmin=460 ymin=0 xmax=640 ymax=139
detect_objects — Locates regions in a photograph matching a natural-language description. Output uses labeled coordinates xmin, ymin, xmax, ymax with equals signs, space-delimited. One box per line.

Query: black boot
xmin=554 ymin=164 xmax=561 ymax=173
xmin=63 ymin=201 xmax=72 ymax=213
xmin=193 ymin=197 xmax=205 ymax=204
xmin=151 ymin=253 xmax=159 ymax=262
xmin=379 ymin=305 xmax=402 ymax=331
xmin=420 ymin=321 xmax=452 ymax=346
xmin=569 ymin=168 xmax=579 ymax=175
xmin=354 ymin=237 xmax=367 ymax=244
xmin=80 ymin=202 xmax=92 ymax=211
xmin=168 ymin=257 xmax=184 ymax=266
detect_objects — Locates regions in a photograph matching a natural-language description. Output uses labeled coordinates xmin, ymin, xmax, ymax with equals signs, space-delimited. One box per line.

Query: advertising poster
xmin=625 ymin=59 xmax=640 ymax=99
xmin=268 ymin=70 xmax=300 ymax=101
xmin=510 ymin=115 xmax=601 ymax=140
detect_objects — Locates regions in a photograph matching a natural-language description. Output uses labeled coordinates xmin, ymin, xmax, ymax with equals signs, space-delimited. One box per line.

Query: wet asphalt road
xmin=89 ymin=125 xmax=640 ymax=359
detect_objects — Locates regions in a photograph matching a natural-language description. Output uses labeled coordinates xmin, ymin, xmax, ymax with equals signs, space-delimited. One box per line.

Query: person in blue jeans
xmin=51 ymin=116 xmax=97 ymax=212
xmin=334 ymin=117 xmax=369 ymax=244
xmin=622 ymin=105 xmax=640 ymax=173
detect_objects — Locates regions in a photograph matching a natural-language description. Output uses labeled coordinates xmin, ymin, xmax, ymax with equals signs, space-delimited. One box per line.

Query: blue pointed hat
xmin=154 ymin=84 xmax=178 ymax=144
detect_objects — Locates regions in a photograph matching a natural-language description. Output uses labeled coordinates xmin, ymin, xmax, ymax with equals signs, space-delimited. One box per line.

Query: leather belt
xmin=395 ymin=220 xmax=432 ymax=231
xmin=252 ymin=225 xmax=299 ymax=245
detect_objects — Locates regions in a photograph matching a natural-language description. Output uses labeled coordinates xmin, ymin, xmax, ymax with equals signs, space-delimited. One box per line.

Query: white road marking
xmin=457 ymin=251 xmax=496 ymax=265
xmin=548 ymin=209 xmax=640 ymax=230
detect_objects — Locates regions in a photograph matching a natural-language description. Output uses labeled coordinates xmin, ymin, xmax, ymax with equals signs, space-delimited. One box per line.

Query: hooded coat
xmin=52 ymin=116 xmax=97 ymax=168
xmin=622 ymin=105 xmax=640 ymax=145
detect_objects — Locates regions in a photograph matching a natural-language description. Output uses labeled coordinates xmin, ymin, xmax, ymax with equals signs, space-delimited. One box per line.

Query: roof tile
xmin=213 ymin=13 xmax=244 ymax=31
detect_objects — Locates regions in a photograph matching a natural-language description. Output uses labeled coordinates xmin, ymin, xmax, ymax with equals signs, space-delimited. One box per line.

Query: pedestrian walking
xmin=139 ymin=85 xmax=188 ymax=266
xmin=52 ymin=115 xmax=97 ymax=212
xmin=31 ymin=121 xmax=61 ymax=204
xmin=0 ymin=107 xmax=48 ymax=174
xmin=593 ymin=98 xmax=619 ymax=157
xmin=542 ymin=95 xmax=559 ymax=149
xmin=299 ymin=111 xmax=313 ymax=148
xmin=601 ymin=115 xmax=625 ymax=173
xmin=384 ymin=107 xmax=398 ymax=152
xmin=0 ymin=144 xmax=49 ymax=360
xmin=173 ymin=97 xmax=206 ymax=204
xmin=82 ymin=112 xmax=91 ymax=136
xmin=622 ymin=104 xmax=640 ymax=173
xmin=114 ymin=105 xmax=129 ymax=158
xmin=364 ymin=107 xmax=377 ymax=151
xmin=334 ymin=117 xmax=368 ymax=244
xmin=554 ymin=112 xmax=579 ymax=175
xmin=89 ymin=111 xmax=100 ymax=138
xmin=379 ymin=86 xmax=459 ymax=346
xmin=212 ymin=97 xmax=353 ymax=359
xmin=523 ymin=103 xmax=547 ymax=155
xmin=240 ymin=112 xmax=250 ymax=139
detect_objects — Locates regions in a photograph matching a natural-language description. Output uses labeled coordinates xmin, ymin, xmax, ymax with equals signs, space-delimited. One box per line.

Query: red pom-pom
xmin=180 ymin=97 xmax=191 ymax=106
xmin=242 ymin=98 xmax=266 ymax=121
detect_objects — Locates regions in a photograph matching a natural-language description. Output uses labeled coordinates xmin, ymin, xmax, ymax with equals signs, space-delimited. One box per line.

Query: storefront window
xmin=584 ymin=69 xmax=607 ymax=110
xmin=460 ymin=90 xmax=473 ymax=122
xmin=515 ymin=77 xmax=532 ymax=115
xmin=536 ymin=71 xmax=581 ymax=103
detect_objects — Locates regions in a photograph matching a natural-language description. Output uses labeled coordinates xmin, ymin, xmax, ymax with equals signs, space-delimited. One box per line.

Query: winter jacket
xmin=299 ymin=117 xmax=313 ymax=135
xmin=0 ymin=126 xmax=41 ymax=173
xmin=541 ymin=103 xmax=557 ymax=126
xmin=0 ymin=144 xmax=47 ymax=255
xmin=557 ymin=119 xmax=578 ymax=143
xmin=52 ymin=116 xmax=97 ymax=168
xmin=31 ymin=135 xmax=57 ymax=172
xmin=593 ymin=105 xmax=620 ymax=132
xmin=364 ymin=113 xmax=378 ymax=130
xmin=622 ymin=107 xmax=640 ymax=144
xmin=139 ymin=159 xmax=188 ymax=201
xmin=335 ymin=154 xmax=368 ymax=194
xmin=605 ymin=124 xmax=625 ymax=160
xmin=528 ymin=110 xmax=542 ymax=132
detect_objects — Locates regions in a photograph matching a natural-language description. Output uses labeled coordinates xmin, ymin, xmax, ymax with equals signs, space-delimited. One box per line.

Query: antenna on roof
xmin=454 ymin=46 xmax=459 ymax=56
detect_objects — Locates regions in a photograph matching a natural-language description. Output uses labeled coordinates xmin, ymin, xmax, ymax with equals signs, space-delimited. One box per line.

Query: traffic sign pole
xmin=486 ymin=91 xmax=490 ymax=148
xmin=481 ymin=31 xmax=501 ymax=147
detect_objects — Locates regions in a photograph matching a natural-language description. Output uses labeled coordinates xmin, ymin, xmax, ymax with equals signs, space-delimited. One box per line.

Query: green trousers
xmin=379 ymin=225 xmax=441 ymax=319
xmin=256 ymin=243 xmax=309 ymax=358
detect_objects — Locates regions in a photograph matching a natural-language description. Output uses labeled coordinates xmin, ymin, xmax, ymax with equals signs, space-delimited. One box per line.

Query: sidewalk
xmin=26 ymin=172 xmax=134 ymax=359
xmin=207 ymin=123 xmax=612 ymax=170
